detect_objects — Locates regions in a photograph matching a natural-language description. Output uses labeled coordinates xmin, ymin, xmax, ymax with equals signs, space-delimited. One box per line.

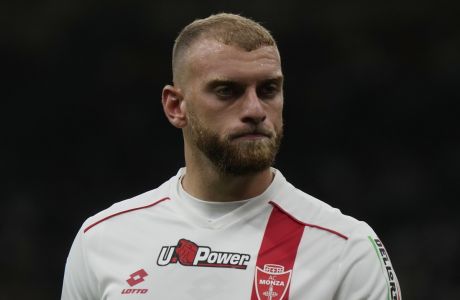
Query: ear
xmin=162 ymin=85 xmax=187 ymax=128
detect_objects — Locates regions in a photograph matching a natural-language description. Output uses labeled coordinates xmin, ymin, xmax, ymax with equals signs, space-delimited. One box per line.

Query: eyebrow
xmin=261 ymin=76 xmax=284 ymax=86
xmin=205 ymin=79 xmax=239 ymax=90
xmin=205 ymin=75 xmax=284 ymax=89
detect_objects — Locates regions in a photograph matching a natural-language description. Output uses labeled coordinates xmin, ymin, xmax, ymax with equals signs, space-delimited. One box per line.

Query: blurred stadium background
xmin=2 ymin=0 xmax=459 ymax=299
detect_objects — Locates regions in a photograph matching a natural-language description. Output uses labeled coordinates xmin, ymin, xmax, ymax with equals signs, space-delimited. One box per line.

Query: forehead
xmin=184 ymin=39 xmax=282 ymax=83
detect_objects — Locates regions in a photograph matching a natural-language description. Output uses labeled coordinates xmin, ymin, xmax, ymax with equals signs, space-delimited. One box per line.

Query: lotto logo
xmin=127 ymin=269 xmax=148 ymax=286
xmin=157 ymin=238 xmax=251 ymax=269
xmin=121 ymin=269 xmax=149 ymax=295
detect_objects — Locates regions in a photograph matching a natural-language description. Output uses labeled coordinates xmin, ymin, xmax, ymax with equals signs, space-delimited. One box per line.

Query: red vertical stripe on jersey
xmin=250 ymin=204 xmax=304 ymax=300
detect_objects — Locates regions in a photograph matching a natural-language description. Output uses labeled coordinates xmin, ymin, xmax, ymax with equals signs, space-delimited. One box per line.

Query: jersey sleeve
xmin=334 ymin=227 xmax=402 ymax=300
xmin=61 ymin=225 xmax=99 ymax=300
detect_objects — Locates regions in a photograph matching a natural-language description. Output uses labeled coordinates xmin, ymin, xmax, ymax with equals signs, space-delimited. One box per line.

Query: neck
xmin=182 ymin=162 xmax=274 ymax=202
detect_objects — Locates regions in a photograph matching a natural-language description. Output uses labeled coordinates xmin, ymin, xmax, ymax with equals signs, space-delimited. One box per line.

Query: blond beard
xmin=186 ymin=110 xmax=283 ymax=175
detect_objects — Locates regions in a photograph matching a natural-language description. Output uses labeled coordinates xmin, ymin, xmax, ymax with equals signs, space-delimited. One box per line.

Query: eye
xmin=257 ymin=82 xmax=281 ymax=99
xmin=214 ymin=84 xmax=242 ymax=100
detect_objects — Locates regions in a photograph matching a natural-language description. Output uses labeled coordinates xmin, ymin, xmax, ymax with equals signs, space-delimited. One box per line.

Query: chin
xmin=217 ymin=153 xmax=276 ymax=176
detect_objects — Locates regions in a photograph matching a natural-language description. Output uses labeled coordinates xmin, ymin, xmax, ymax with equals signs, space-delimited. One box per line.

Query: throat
xmin=181 ymin=167 xmax=275 ymax=202
xmin=178 ymin=183 xmax=250 ymax=220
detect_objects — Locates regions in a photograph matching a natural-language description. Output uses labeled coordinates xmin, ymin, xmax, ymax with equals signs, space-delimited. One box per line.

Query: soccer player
xmin=61 ymin=13 xmax=401 ymax=299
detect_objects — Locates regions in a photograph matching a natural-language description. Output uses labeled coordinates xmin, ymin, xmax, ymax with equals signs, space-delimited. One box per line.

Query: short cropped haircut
xmin=172 ymin=13 xmax=278 ymax=83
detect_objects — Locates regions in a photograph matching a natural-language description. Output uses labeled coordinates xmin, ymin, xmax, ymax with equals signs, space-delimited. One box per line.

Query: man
xmin=62 ymin=13 xmax=401 ymax=299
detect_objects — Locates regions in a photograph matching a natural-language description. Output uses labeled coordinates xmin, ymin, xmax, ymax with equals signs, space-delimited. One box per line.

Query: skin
xmin=162 ymin=38 xmax=284 ymax=202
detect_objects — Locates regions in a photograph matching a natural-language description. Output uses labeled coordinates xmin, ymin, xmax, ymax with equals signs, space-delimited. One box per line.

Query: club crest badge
xmin=255 ymin=264 xmax=292 ymax=300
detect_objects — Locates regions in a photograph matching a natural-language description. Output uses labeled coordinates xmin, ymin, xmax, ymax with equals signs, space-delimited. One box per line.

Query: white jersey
xmin=62 ymin=168 xmax=401 ymax=300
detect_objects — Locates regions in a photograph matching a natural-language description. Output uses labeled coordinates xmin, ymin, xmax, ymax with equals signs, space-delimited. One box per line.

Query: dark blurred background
xmin=2 ymin=0 xmax=459 ymax=299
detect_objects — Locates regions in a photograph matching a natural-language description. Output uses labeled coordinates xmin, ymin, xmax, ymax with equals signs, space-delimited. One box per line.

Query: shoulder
xmin=272 ymin=174 xmax=402 ymax=299
xmin=272 ymin=174 xmax=377 ymax=242
xmin=81 ymin=172 xmax=179 ymax=234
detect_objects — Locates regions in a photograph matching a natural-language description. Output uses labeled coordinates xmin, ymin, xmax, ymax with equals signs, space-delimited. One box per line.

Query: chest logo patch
xmin=255 ymin=264 xmax=292 ymax=300
xmin=121 ymin=269 xmax=149 ymax=295
xmin=157 ymin=238 xmax=251 ymax=269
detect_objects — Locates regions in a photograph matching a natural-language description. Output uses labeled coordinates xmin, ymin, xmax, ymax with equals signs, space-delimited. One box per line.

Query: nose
xmin=241 ymin=88 xmax=266 ymax=124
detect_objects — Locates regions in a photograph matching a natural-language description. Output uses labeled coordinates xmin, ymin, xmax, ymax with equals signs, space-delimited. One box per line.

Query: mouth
xmin=230 ymin=130 xmax=272 ymax=141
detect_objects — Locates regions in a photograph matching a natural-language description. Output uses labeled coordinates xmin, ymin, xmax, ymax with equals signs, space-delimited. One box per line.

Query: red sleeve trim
xmin=269 ymin=200 xmax=348 ymax=240
xmin=84 ymin=197 xmax=170 ymax=233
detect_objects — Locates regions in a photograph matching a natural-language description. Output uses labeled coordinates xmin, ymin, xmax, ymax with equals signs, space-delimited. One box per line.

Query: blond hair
xmin=172 ymin=13 xmax=277 ymax=83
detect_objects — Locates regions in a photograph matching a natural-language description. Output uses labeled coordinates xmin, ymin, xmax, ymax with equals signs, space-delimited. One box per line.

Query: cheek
xmin=268 ymin=102 xmax=284 ymax=122
xmin=190 ymin=106 xmax=227 ymax=133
